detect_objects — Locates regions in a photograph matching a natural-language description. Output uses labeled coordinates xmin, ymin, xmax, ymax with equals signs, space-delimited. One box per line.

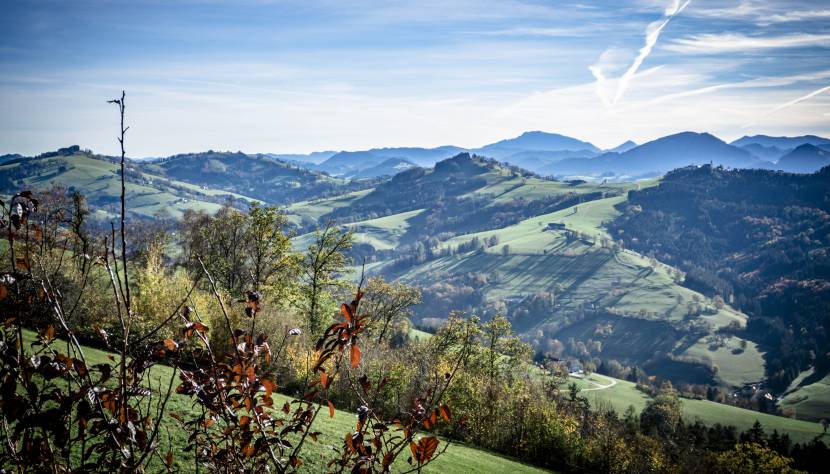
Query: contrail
xmin=611 ymin=0 xmax=691 ymax=105
xmin=764 ymin=83 xmax=830 ymax=116
xmin=743 ymin=84 xmax=830 ymax=128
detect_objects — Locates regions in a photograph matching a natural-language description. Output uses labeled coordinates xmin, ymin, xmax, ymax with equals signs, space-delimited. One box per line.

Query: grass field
xmin=681 ymin=335 xmax=765 ymax=388
xmin=284 ymin=189 xmax=372 ymax=226
xmin=347 ymin=209 xmax=425 ymax=250
xmin=22 ymin=331 xmax=548 ymax=473
xmin=780 ymin=369 xmax=830 ymax=423
xmin=568 ymin=373 xmax=825 ymax=443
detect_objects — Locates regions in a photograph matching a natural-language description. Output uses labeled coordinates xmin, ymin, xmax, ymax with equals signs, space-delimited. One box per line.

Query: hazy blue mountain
xmin=264 ymin=151 xmax=336 ymax=165
xmin=347 ymin=157 xmax=418 ymax=179
xmin=501 ymin=149 xmax=598 ymax=173
xmin=315 ymin=151 xmax=390 ymax=176
xmin=776 ymin=144 xmax=830 ymax=173
xmin=313 ymin=147 xmax=463 ymax=176
xmin=366 ymin=146 xmax=466 ymax=166
xmin=550 ymin=132 xmax=771 ymax=178
xmin=473 ymin=131 xmax=600 ymax=158
xmin=606 ymin=140 xmax=637 ymax=153
xmin=731 ymin=134 xmax=830 ymax=149
xmin=739 ymin=143 xmax=789 ymax=162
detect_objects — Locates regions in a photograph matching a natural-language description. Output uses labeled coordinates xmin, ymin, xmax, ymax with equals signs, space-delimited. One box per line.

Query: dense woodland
xmin=609 ymin=165 xmax=830 ymax=392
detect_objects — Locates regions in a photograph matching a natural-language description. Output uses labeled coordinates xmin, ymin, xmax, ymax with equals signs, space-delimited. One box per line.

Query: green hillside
xmin=780 ymin=370 xmax=830 ymax=422
xmin=21 ymin=331 xmax=549 ymax=473
xmin=568 ymin=373 xmax=825 ymax=443
xmin=143 ymin=151 xmax=360 ymax=204
xmin=286 ymin=155 xmax=763 ymax=392
xmin=607 ymin=165 xmax=830 ymax=419
xmin=0 ymin=151 xmax=259 ymax=219
xmin=0 ymin=148 xmax=375 ymax=221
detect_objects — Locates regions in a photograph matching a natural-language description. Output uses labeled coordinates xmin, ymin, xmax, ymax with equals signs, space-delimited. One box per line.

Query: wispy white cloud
xmin=765 ymin=9 xmax=830 ymax=24
xmin=484 ymin=26 xmax=593 ymax=38
xmin=684 ymin=1 xmax=830 ymax=26
xmin=665 ymin=33 xmax=830 ymax=54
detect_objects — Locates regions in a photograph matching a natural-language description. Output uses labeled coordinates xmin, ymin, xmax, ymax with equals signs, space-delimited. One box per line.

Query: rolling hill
xmin=143 ymin=150 xmax=370 ymax=203
xmin=0 ymin=147 xmax=260 ymax=219
xmin=6 ymin=139 xmax=826 ymax=435
xmin=607 ymin=164 xmax=830 ymax=415
xmin=286 ymin=154 xmax=764 ymax=394
xmin=568 ymin=373 xmax=824 ymax=443
xmin=0 ymin=147 xmax=375 ymax=219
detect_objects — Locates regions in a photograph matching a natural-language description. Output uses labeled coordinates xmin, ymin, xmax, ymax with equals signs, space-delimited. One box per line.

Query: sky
xmin=1 ymin=0 xmax=829 ymax=157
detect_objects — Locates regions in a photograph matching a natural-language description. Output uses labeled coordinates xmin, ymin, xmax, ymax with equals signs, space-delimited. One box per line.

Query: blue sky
xmin=1 ymin=0 xmax=829 ymax=156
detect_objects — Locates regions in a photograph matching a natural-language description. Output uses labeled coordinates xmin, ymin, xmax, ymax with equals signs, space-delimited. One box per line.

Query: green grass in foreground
xmin=569 ymin=373 xmax=825 ymax=443
xmin=24 ymin=331 xmax=547 ymax=473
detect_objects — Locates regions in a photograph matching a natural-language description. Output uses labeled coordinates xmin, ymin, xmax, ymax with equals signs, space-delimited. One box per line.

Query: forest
xmin=609 ymin=165 xmax=830 ymax=393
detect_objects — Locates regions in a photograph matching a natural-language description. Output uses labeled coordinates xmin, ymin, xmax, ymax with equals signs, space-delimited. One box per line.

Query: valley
xmin=2 ymin=132 xmax=829 ymax=457
xmin=285 ymin=157 xmax=763 ymax=395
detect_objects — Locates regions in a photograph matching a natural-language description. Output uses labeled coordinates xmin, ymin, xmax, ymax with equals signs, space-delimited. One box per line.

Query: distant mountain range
xmin=550 ymin=132 xmax=773 ymax=179
xmin=268 ymin=131 xmax=830 ymax=180
xmin=4 ymin=132 xmax=829 ymax=203
xmin=729 ymin=135 xmax=830 ymax=164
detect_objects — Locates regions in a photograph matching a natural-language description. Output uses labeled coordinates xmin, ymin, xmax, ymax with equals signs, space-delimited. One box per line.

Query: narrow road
xmin=571 ymin=373 xmax=618 ymax=391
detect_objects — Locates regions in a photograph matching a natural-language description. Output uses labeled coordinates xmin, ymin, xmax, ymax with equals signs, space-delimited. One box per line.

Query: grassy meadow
xmin=22 ymin=331 xmax=548 ymax=473
xmin=568 ymin=373 xmax=826 ymax=444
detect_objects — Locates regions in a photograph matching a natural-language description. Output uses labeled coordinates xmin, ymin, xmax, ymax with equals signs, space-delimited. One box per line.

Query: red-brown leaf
xmin=340 ymin=303 xmax=353 ymax=322
xmin=327 ymin=400 xmax=335 ymax=418
xmin=416 ymin=436 xmax=439 ymax=464
xmin=439 ymin=404 xmax=451 ymax=422
xmin=350 ymin=344 xmax=361 ymax=368
xmin=261 ymin=379 xmax=276 ymax=397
